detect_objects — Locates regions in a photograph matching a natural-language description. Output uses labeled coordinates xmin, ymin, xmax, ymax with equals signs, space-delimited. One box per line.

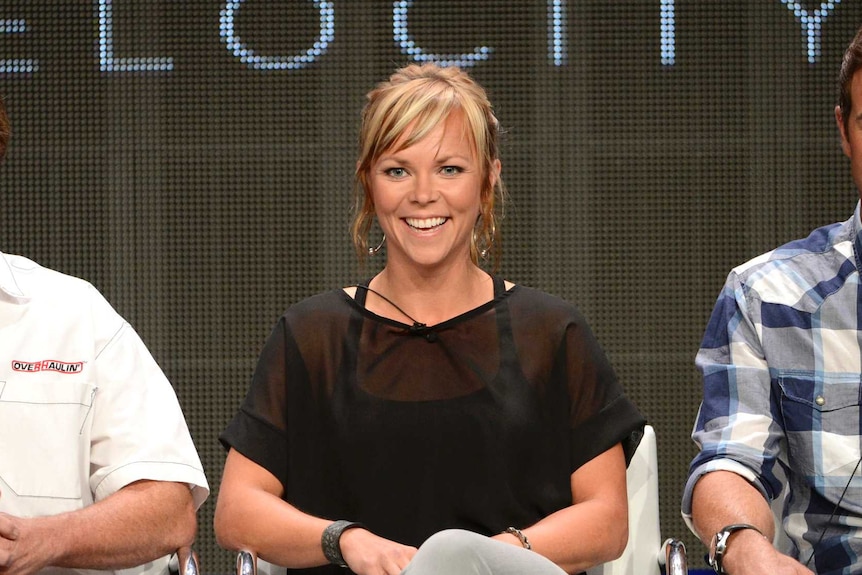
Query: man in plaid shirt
xmin=683 ymin=27 xmax=862 ymax=575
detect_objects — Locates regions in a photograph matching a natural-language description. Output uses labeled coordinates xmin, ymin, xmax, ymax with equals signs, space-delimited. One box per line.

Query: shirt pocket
xmin=777 ymin=371 xmax=861 ymax=477
xmin=0 ymin=380 xmax=97 ymax=499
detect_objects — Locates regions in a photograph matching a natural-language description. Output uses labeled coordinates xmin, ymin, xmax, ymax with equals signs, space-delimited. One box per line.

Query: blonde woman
xmin=215 ymin=63 xmax=644 ymax=575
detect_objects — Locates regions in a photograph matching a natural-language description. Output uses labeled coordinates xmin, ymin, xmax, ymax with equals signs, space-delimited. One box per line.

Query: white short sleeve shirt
xmin=0 ymin=252 xmax=209 ymax=574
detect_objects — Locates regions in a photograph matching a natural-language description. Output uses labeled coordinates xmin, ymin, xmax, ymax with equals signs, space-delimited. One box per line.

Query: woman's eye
xmin=440 ymin=166 xmax=462 ymax=176
xmin=386 ymin=167 xmax=407 ymax=178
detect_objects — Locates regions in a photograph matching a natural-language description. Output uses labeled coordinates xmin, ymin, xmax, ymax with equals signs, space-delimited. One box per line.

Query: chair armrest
xmin=168 ymin=546 xmax=199 ymax=575
xmin=659 ymin=538 xmax=687 ymax=575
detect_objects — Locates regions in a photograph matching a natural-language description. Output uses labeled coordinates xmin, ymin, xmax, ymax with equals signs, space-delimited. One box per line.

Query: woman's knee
xmin=420 ymin=529 xmax=486 ymax=557
xmin=403 ymin=529 xmax=490 ymax=574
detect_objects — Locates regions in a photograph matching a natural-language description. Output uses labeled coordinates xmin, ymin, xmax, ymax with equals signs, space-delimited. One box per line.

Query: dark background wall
xmin=2 ymin=1 xmax=861 ymax=571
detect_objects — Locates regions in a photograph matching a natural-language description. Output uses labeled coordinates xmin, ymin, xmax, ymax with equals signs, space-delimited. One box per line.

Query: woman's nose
xmin=410 ymin=173 xmax=438 ymax=204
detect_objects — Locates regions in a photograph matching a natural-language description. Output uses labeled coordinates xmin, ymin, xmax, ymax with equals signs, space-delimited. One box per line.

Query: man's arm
xmin=691 ymin=471 xmax=812 ymax=575
xmin=687 ymin=267 xmax=815 ymax=575
xmin=0 ymin=480 xmax=195 ymax=575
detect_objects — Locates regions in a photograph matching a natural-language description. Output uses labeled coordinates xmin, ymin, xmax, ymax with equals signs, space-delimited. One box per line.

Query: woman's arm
xmin=492 ymin=443 xmax=628 ymax=574
xmin=214 ymin=448 xmax=328 ymax=567
xmin=214 ymin=449 xmax=416 ymax=574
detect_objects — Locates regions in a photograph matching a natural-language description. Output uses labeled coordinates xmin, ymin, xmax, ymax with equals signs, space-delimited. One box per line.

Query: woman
xmin=214 ymin=63 xmax=645 ymax=575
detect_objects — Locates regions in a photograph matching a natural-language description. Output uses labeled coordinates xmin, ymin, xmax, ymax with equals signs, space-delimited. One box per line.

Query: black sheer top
xmin=221 ymin=277 xmax=645 ymax=574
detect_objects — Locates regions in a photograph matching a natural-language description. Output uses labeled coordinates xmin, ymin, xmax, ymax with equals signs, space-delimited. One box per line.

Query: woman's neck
xmin=367 ymin=263 xmax=493 ymax=326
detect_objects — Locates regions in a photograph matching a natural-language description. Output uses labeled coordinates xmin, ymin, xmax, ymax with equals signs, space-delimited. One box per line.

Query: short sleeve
xmin=87 ymin=289 xmax=209 ymax=508
xmin=220 ymin=316 xmax=292 ymax=486
xmin=559 ymin=310 xmax=645 ymax=468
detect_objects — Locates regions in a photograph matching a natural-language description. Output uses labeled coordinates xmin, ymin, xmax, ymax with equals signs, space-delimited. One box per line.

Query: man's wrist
xmin=19 ymin=515 xmax=62 ymax=571
xmin=708 ymin=523 xmax=769 ymax=574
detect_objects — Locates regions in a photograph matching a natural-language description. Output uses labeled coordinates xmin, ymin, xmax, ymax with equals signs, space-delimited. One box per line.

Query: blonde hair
xmin=351 ymin=63 xmax=505 ymax=269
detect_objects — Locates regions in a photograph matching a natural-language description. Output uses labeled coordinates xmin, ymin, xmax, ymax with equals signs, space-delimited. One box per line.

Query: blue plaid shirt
xmin=683 ymin=202 xmax=862 ymax=575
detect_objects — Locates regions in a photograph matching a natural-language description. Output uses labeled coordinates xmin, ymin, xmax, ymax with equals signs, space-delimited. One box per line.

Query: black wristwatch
xmin=708 ymin=523 xmax=765 ymax=574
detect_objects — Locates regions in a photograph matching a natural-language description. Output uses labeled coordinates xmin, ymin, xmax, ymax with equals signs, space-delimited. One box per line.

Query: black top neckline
xmin=344 ymin=274 xmax=518 ymax=332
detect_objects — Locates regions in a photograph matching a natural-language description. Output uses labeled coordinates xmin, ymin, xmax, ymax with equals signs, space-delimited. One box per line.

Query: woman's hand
xmin=339 ymin=528 xmax=417 ymax=575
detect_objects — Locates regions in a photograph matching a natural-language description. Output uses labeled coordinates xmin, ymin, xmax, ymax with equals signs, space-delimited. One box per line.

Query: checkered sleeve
xmin=682 ymin=270 xmax=787 ymax=521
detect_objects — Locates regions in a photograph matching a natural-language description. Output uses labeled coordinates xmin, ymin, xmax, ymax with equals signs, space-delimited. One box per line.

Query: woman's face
xmin=369 ymin=109 xmax=492 ymax=273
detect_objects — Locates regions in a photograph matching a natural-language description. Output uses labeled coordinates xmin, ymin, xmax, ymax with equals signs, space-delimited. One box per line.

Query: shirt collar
xmin=0 ymin=250 xmax=30 ymax=304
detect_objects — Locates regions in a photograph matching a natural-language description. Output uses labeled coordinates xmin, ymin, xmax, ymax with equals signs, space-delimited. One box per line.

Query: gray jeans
xmin=400 ymin=529 xmax=568 ymax=575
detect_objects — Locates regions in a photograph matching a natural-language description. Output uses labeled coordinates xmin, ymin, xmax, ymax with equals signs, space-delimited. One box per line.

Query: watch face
xmin=709 ymin=530 xmax=732 ymax=573
xmin=708 ymin=533 xmax=720 ymax=571
xmin=709 ymin=552 xmax=720 ymax=572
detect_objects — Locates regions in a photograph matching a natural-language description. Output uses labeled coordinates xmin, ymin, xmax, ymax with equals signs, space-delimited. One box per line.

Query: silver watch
xmin=708 ymin=523 xmax=765 ymax=574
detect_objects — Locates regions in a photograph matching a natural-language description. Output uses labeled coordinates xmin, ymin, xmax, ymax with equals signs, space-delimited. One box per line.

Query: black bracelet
xmin=321 ymin=520 xmax=365 ymax=568
xmin=505 ymin=527 xmax=532 ymax=550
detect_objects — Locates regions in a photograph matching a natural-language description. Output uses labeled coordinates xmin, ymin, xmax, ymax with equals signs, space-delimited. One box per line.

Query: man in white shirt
xmin=0 ymin=100 xmax=209 ymax=575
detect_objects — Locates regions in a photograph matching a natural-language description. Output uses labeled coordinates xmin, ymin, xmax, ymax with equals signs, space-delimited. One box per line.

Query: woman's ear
xmin=488 ymin=158 xmax=501 ymax=188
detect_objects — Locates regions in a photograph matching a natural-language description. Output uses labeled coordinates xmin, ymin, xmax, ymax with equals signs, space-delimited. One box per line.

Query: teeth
xmin=406 ymin=217 xmax=447 ymax=230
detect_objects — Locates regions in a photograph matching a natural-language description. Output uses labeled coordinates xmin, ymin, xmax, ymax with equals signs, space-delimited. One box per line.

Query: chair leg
xmin=236 ymin=550 xmax=257 ymax=575
xmin=169 ymin=547 xmax=199 ymax=575
xmin=660 ymin=538 xmax=687 ymax=575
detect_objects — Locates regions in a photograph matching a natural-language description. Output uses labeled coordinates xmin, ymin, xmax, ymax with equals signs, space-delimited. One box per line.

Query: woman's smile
xmin=404 ymin=217 xmax=449 ymax=231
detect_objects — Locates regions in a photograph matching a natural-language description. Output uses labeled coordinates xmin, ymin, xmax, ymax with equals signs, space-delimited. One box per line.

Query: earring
xmin=472 ymin=229 xmax=493 ymax=260
xmin=479 ymin=238 xmax=493 ymax=260
xmin=368 ymin=234 xmax=386 ymax=256
xmin=474 ymin=214 xmax=496 ymax=260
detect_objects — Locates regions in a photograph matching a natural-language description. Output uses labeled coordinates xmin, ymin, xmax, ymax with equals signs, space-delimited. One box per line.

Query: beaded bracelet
xmin=505 ymin=527 xmax=532 ymax=550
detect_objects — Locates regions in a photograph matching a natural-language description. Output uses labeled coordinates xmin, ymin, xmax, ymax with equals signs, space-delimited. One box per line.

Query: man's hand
xmin=0 ymin=512 xmax=20 ymax=571
xmin=0 ymin=512 xmax=55 ymax=575
xmin=339 ymin=528 xmax=417 ymax=575
xmin=0 ymin=481 xmax=194 ymax=575
xmin=721 ymin=529 xmax=814 ymax=575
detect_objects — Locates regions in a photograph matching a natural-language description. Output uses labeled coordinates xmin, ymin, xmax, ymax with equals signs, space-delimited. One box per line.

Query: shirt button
xmin=815 ymin=395 xmax=825 ymax=406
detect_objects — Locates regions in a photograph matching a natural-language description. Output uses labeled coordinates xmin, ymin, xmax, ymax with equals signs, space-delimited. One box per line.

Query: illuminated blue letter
xmin=548 ymin=0 xmax=567 ymax=66
xmin=98 ymin=0 xmax=173 ymax=72
xmin=781 ymin=1 xmax=841 ymax=64
xmin=393 ymin=0 xmax=491 ymax=68
xmin=220 ymin=0 xmax=334 ymax=70
xmin=0 ymin=19 xmax=37 ymax=73
xmin=661 ymin=0 xmax=674 ymax=66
